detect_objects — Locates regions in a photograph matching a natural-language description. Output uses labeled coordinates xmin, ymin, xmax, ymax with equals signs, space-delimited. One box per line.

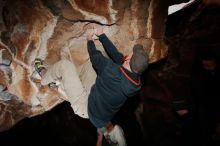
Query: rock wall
xmin=0 ymin=0 xmax=169 ymax=132
xmin=155 ymin=0 xmax=220 ymax=117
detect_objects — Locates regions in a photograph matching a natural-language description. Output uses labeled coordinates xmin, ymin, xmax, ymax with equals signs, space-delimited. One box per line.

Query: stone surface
xmin=0 ymin=0 xmax=169 ymax=132
xmin=203 ymin=0 xmax=220 ymax=5
xmin=155 ymin=0 xmax=220 ymax=110
xmin=1 ymin=0 xmax=220 ymax=145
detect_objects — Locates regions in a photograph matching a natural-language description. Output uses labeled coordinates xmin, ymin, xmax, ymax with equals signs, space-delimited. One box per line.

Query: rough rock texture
xmin=1 ymin=0 xmax=220 ymax=145
xmin=162 ymin=0 xmax=220 ymax=98
xmin=0 ymin=0 xmax=169 ymax=131
xmin=140 ymin=1 xmax=220 ymax=145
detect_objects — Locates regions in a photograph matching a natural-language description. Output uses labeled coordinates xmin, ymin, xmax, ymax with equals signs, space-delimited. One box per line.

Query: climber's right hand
xmin=86 ymin=28 xmax=94 ymax=40
xmin=94 ymin=26 xmax=103 ymax=36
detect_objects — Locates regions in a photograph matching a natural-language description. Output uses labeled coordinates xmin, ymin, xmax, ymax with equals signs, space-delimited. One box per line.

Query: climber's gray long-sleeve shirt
xmin=87 ymin=34 xmax=141 ymax=128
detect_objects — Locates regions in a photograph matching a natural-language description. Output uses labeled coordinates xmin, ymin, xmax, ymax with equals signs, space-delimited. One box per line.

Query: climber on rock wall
xmin=33 ymin=26 xmax=149 ymax=146
xmin=86 ymin=27 xmax=148 ymax=146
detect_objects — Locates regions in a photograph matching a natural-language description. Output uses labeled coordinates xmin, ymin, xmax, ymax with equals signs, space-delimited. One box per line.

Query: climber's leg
xmin=41 ymin=59 xmax=88 ymax=118
xmin=77 ymin=59 xmax=97 ymax=94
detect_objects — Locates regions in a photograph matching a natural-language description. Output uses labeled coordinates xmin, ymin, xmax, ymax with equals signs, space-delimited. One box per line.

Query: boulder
xmin=0 ymin=0 xmax=169 ymax=132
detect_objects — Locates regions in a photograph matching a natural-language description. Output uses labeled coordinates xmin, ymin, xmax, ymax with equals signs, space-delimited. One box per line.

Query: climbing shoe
xmin=104 ymin=125 xmax=127 ymax=146
xmin=34 ymin=58 xmax=45 ymax=76
xmin=48 ymin=82 xmax=58 ymax=89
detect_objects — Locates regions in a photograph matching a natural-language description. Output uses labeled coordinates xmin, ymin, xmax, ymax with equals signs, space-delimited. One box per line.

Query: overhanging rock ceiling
xmin=1 ymin=0 xmax=218 ymax=132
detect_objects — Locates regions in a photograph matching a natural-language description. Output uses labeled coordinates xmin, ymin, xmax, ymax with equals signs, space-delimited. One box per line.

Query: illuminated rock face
xmin=0 ymin=0 xmax=169 ymax=131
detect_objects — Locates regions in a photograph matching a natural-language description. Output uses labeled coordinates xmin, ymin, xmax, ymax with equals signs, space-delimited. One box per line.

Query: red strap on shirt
xmin=120 ymin=67 xmax=140 ymax=86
